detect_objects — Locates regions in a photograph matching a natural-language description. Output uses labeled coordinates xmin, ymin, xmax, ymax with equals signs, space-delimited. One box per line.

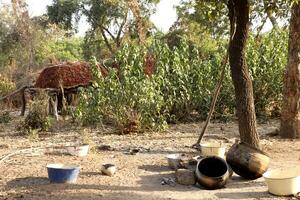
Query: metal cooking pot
xmin=195 ymin=156 xmax=230 ymax=190
xmin=226 ymin=142 xmax=270 ymax=180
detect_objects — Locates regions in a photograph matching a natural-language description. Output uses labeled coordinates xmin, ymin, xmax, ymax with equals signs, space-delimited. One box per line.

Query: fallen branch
xmin=0 ymin=147 xmax=43 ymax=164
xmin=0 ymin=143 xmax=88 ymax=164
xmin=0 ymin=86 xmax=28 ymax=101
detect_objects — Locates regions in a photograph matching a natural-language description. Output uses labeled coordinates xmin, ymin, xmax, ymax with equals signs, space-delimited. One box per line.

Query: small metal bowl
xmin=101 ymin=164 xmax=117 ymax=176
xmin=165 ymin=154 xmax=183 ymax=170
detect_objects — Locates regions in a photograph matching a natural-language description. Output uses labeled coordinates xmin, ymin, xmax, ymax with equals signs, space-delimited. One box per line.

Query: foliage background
xmin=76 ymin=29 xmax=288 ymax=132
xmin=0 ymin=0 xmax=289 ymax=132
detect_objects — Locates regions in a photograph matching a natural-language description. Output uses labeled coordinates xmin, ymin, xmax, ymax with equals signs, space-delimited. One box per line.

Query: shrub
xmin=0 ymin=76 xmax=15 ymax=97
xmin=76 ymin=55 xmax=167 ymax=132
xmin=247 ymin=29 xmax=288 ymax=117
xmin=0 ymin=76 xmax=16 ymax=108
xmin=23 ymin=91 xmax=52 ymax=132
xmin=35 ymin=37 xmax=84 ymax=65
xmin=76 ymin=29 xmax=288 ymax=132
xmin=0 ymin=111 xmax=11 ymax=123
xmin=76 ymin=41 xmax=228 ymax=131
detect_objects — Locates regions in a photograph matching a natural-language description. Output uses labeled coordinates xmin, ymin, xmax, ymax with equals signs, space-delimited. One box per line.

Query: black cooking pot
xmin=195 ymin=156 xmax=230 ymax=190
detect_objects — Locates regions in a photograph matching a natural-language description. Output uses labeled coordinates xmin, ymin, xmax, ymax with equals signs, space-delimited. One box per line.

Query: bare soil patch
xmin=0 ymin=111 xmax=299 ymax=200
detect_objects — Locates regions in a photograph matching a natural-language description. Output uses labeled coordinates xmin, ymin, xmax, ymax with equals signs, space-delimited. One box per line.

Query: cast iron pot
xmin=195 ymin=156 xmax=230 ymax=190
xmin=226 ymin=142 xmax=270 ymax=180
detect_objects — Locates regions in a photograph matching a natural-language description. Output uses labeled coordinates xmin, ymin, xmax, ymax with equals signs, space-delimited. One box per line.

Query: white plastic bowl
xmin=263 ymin=168 xmax=300 ymax=196
xmin=66 ymin=144 xmax=89 ymax=157
xmin=200 ymin=143 xmax=226 ymax=159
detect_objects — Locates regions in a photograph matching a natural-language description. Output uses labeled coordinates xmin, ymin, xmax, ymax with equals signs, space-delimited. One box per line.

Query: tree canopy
xmin=175 ymin=0 xmax=291 ymax=38
xmin=47 ymin=0 xmax=160 ymax=53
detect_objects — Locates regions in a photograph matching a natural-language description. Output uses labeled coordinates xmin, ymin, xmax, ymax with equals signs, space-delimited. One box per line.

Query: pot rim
xmin=47 ymin=163 xmax=81 ymax=170
xmin=102 ymin=163 xmax=116 ymax=168
xmin=196 ymin=156 xmax=229 ymax=179
xmin=200 ymin=143 xmax=225 ymax=149
xmin=239 ymin=142 xmax=269 ymax=157
xmin=263 ymin=168 xmax=300 ymax=180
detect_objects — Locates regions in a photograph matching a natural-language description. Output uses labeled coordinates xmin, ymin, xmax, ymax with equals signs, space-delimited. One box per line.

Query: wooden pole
xmin=20 ymin=87 xmax=27 ymax=116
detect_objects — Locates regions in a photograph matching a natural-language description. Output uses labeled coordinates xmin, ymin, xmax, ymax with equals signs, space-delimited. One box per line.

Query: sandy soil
xmin=0 ymin=111 xmax=299 ymax=200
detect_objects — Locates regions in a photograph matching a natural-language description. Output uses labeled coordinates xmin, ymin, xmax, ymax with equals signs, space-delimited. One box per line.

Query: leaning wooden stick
xmin=193 ymin=16 xmax=236 ymax=147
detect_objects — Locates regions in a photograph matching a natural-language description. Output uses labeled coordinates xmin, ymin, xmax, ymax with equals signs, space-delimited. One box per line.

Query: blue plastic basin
xmin=47 ymin=164 xmax=80 ymax=183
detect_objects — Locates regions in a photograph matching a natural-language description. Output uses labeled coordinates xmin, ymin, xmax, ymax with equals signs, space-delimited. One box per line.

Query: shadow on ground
xmin=225 ymin=175 xmax=266 ymax=188
xmin=138 ymin=164 xmax=170 ymax=172
xmin=4 ymin=170 xmax=275 ymax=200
xmin=6 ymin=177 xmax=49 ymax=188
xmin=2 ymin=191 xmax=169 ymax=200
xmin=215 ymin=191 xmax=273 ymax=199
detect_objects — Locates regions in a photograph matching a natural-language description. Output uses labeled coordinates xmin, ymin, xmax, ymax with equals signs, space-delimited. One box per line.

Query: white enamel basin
xmin=263 ymin=168 xmax=300 ymax=196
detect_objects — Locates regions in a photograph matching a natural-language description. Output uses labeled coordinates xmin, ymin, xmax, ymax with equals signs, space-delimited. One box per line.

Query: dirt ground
xmin=0 ymin=111 xmax=299 ymax=200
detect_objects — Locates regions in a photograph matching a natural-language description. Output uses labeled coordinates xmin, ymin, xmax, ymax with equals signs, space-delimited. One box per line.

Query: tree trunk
xmin=127 ymin=0 xmax=146 ymax=46
xmin=228 ymin=0 xmax=260 ymax=148
xmin=21 ymin=87 xmax=26 ymax=116
xmin=280 ymin=4 xmax=300 ymax=139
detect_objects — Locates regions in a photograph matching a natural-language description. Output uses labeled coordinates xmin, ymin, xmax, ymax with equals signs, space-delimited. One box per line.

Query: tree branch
xmin=127 ymin=0 xmax=146 ymax=45
xmin=101 ymin=25 xmax=116 ymax=41
xmin=81 ymin=5 xmax=114 ymax=54
xmin=100 ymin=28 xmax=114 ymax=54
xmin=263 ymin=1 xmax=278 ymax=28
xmin=116 ymin=11 xmax=128 ymax=47
xmin=255 ymin=15 xmax=268 ymax=39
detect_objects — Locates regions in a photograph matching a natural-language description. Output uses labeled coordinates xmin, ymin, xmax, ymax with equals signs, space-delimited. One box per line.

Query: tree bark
xmin=280 ymin=4 xmax=300 ymax=139
xmin=228 ymin=0 xmax=260 ymax=148
xmin=100 ymin=28 xmax=114 ymax=54
xmin=127 ymin=0 xmax=146 ymax=46
xmin=21 ymin=87 xmax=26 ymax=116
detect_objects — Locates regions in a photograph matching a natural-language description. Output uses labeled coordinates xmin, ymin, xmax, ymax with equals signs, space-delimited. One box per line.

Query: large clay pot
xmin=226 ymin=142 xmax=270 ymax=180
xmin=195 ymin=156 xmax=230 ymax=190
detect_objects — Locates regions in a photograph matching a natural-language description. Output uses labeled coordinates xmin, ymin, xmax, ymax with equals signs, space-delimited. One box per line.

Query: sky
xmin=0 ymin=0 xmax=181 ymax=35
xmin=1 ymin=0 xmax=275 ymax=34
